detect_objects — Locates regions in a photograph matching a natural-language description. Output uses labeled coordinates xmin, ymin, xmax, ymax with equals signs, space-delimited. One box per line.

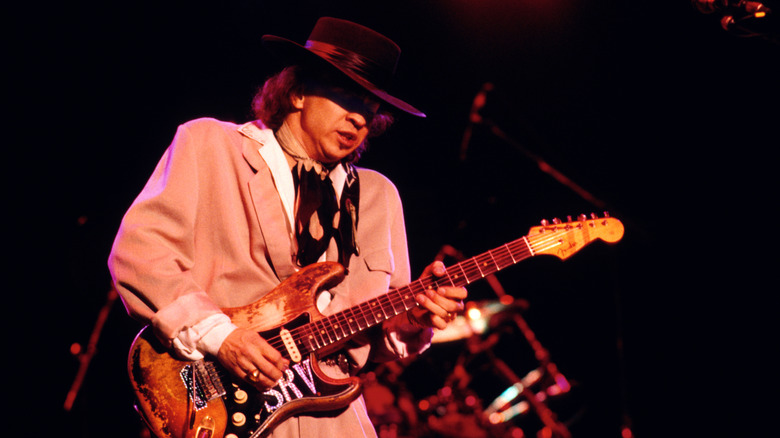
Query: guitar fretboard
xmin=282 ymin=236 xmax=535 ymax=357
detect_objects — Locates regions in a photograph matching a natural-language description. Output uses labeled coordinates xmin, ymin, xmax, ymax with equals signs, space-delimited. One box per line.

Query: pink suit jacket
xmin=109 ymin=118 xmax=431 ymax=369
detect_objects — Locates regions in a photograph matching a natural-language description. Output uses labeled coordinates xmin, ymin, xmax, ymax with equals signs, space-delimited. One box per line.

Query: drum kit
xmin=361 ymin=295 xmax=579 ymax=438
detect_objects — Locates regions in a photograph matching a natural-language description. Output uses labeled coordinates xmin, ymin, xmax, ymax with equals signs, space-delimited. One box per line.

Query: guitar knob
xmin=234 ymin=389 xmax=248 ymax=404
xmin=578 ymin=214 xmax=587 ymax=221
xmin=226 ymin=435 xmax=239 ymax=438
xmin=232 ymin=412 xmax=246 ymax=427
xmin=540 ymin=219 xmax=549 ymax=226
xmin=552 ymin=218 xmax=561 ymax=225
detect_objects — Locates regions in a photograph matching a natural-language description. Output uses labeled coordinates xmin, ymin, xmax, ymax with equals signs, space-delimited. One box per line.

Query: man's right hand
xmin=216 ymin=327 xmax=288 ymax=390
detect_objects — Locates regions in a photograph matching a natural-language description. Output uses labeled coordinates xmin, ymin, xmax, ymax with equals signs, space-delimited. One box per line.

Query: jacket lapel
xmin=239 ymin=122 xmax=298 ymax=281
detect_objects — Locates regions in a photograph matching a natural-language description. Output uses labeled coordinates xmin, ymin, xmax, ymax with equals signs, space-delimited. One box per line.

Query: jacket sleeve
xmin=108 ymin=121 xmax=228 ymax=349
xmin=374 ymin=194 xmax=434 ymax=362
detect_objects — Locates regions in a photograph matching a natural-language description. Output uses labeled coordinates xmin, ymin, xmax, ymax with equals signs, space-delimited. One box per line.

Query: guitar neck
xmin=289 ymin=236 xmax=535 ymax=356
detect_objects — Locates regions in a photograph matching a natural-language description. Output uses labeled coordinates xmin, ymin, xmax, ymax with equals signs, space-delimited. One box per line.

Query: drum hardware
xmin=432 ymin=297 xmax=529 ymax=344
xmin=362 ymin=244 xmax=581 ymax=437
xmin=485 ymin=353 xmax=571 ymax=438
xmin=483 ymin=367 xmax=573 ymax=425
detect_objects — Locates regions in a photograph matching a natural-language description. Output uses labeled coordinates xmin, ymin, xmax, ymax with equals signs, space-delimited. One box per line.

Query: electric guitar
xmin=128 ymin=214 xmax=624 ymax=438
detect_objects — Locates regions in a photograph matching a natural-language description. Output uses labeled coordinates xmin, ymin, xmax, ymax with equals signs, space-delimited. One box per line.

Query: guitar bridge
xmin=181 ymin=361 xmax=226 ymax=410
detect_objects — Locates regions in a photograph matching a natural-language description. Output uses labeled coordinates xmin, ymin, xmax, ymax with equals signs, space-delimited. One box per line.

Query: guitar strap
xmin=336 ymin=163 xmax=360 ymax=267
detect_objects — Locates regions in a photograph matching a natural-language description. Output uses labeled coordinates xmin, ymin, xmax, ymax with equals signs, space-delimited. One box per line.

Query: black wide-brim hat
xmin=262 ymin=17 xmax=425 ymax=118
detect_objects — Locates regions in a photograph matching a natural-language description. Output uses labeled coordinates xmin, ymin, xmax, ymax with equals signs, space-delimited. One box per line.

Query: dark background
xmin=10 ymin=1 xmax=778 ymax=437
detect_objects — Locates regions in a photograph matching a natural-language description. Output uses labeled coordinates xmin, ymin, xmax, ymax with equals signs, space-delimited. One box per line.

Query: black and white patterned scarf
xmin=275 ymin=122 xmax=360 ymax=268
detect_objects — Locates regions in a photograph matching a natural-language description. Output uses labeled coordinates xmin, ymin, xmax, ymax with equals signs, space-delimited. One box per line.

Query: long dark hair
xmin=252 ymin=65 xmax=394 ymax=163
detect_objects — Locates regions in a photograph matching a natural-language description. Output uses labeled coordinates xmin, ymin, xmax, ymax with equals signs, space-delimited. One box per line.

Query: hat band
xmin=304 ymin=40 xmax=391 ymax=90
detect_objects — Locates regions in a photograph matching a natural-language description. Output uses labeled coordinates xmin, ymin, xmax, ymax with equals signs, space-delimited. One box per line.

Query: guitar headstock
xmin=527 ymin=213 xmax=624 ymax=260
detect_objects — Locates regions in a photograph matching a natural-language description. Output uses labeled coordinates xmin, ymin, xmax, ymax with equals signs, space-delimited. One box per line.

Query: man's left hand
xmin=407 ymin=261 xmax=467 ymax=330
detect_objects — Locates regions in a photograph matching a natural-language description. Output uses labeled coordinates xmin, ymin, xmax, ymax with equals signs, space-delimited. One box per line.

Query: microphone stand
xmin=489 ymin=354 xmax=571 ymax=438
xmin=480 ymin=116 xmax=606 ymax=210
xmin=457 ymin=94 xmax=634 ymax=436
xmin=63 ymin=287 xmax=119 ymax=411
xmin=490 ymin=290 xmax=573 ymax=438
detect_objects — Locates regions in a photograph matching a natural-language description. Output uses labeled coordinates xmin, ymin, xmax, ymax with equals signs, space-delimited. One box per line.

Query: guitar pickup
xmin=280 ymin=328 xmax=302 ymax=363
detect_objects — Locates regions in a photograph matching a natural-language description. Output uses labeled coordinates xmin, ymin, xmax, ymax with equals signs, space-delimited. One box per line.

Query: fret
xmin=462 ymin=257 xmax=481 ymax=281
xmin=404 ymin=289 xmax=417 ymax=309
xmin=473 ymin=254 xmax=486 ymax=278
xmin=455 ymin=263 xmax=469 ymax=285
xmin=306 ymin=323 xmax=318 ymax=349
xmin=382 ymin=294 xmax=400 ymax=317
xmin=355 ymin=303 xmax=369 ymax=330
xmin=380 ymin=297 xmax=393 ymax=320
xmin=372 ymin=298 xmax=388 ymax=322
xmin=393 ymin=287 xmax=415 ymax=311
xmin=393 ymin=293 xmax=407 ymax=314
xmin=395 ymin=288 xmax=415 ymax=311
xmin=493 ymin=246 xmax=511 ymax=270
xmin=437 ymin=270 xmax=455 ymax=288
xmin=321 ymin=317 xmax=337 ymax=343
xmin=340 ymin=313 xmax=351 ymax=338
xmin=375 ymin=296 xmax=390 ymax=320
xmin=315 ymin=319 xmax=334 ymax=346
xmin=330 ymin=315 xmax=347 ymax=340
xmin=301 ymin=328 xmax=318 ymax=353
xmin=521 ymin=236 xmax=535 ymax=256
xmin=357 ymin=301 xmax=373 ymax=328
xmin=343 ymin=312 xmax=355 ymax=336
xmin=482 ymin=252 xmax=498 ymax=275
xmin=504 ymin=242 xmax=517 ymax=264
xmin=307 ymin=320 xmax=319 ymax=346
xmin=367 ymin=300 xmax=382 ymax=325
xmin=343 ymin=307 xmax=359 ymax=334
xmin=487 ymin=250 xmax=500 ymax=273
xmin=419 ymin=277 xmax=433 ymax=293
xmin=329 ymin=318 xmax=343 ymax=341
xmin=394 ymin=293 xmax=407 ymax=314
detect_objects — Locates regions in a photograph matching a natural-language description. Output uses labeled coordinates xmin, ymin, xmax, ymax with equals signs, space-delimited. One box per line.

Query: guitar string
xmin=264 ymin=221 xmax=609 ymax=355
xmin=269 ymin=232 xmax=560 ymax=354
xmin=205 ymin=222 xmax=613 ymax=385
xmin=263 ymin=223 xmax=598 ymax=354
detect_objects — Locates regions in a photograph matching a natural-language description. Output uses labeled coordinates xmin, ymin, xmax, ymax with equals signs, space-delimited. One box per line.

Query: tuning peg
xmin=566 ymin=215 xmax=573 ymax=222
xmin=590 ymin=212 xmax=598 ymax=220
xmin=578 ymin=214 xmax=587 ymax=221
xmin=540 ymin=219 xmax=549 ymax=226
xmin=603 ymin=211 xmax=610 ymax=218
xmin=552 ymin=218 xmax=561 ymax=225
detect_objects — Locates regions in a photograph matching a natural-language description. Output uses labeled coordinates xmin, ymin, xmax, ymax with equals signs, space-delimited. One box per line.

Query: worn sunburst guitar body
xmin=128 ymin=215 xmax=624 ymax=438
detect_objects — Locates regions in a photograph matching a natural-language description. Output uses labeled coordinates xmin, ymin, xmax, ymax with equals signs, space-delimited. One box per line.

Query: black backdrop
xmin=10 ymin=1 xmax=778 ymax=437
